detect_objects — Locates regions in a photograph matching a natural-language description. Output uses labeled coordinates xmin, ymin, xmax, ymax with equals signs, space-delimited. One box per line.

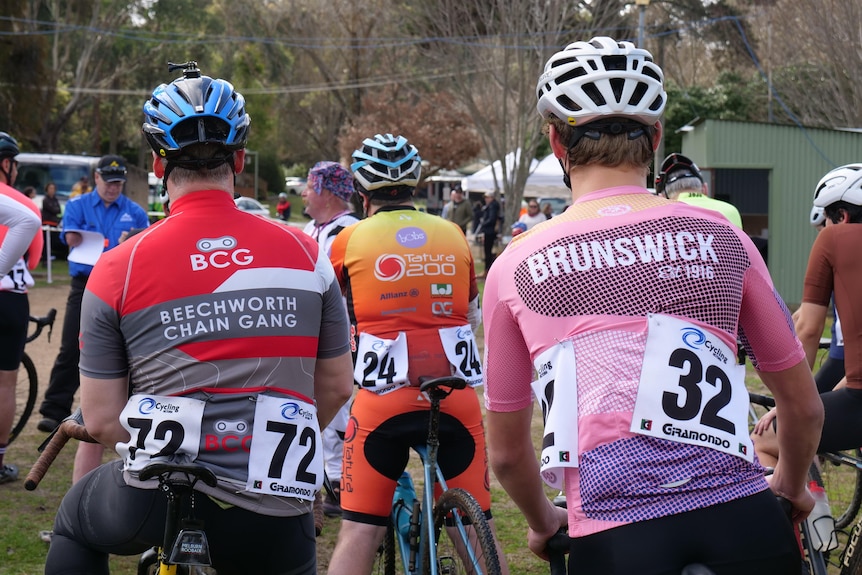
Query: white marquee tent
xmin=461 ymin=152 xmax=569 ymax=199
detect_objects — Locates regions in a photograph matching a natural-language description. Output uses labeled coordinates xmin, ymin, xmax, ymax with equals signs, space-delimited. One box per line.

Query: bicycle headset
xmin=350 ymin=133 xmax=422 ymax=199
xmin=535 ymin=36 xmax=666 ymax=187
xmin=654 ymin=153 xmax=703 ymax=197
xmin=0 ymin=131 xmax=20 ymax=185
xmin=812 ymin=163 xmax=862 ymax=208
xmin=142 ymin=61 xmax=250 ymax=185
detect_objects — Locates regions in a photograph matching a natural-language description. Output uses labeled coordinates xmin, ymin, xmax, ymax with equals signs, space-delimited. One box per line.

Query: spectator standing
xmin=447 ymin=186 xmax=474 ymax=233
xmin=69 ymin=176 xmax=91 ymax=199
xmin=302 ymin=161 xmax=362 ymax=255
xmin=38 ymin=157 xmax=149 ymax=428
xmin=301 ymin=160 xmax=361 ymax=518
xmin=0 ymin=131 xmax=43 ymax=484
xmin=478 ymin=190 xmax=500 ymax=276
xmin=42 ymin=182 xmax=62 ymax=224
xmin=540 ymin=201 xmax=553 ymax=219
xmin=276 ymin=192 xmax=292 ymax=220
xmin=45 ymin=63 xmax=353 ymax=575
xmin=518 ymin=199 xmax=545 ymax=231
xmin=484 ymin=37 xmax=821 ymax=573
xmin=440 ymin=186 xmax=454 ymax=220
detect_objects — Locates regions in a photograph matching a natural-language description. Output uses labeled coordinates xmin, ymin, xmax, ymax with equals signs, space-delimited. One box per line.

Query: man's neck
xmin=568 ymin=164 xmax=648 ymax=201
xmin=315 ymin=202 xmax=350 ymax=223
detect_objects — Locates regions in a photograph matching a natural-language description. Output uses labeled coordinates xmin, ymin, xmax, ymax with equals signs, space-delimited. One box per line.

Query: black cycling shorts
xmin=46 ymin=460 xmax=317 ymax=575
xmin=0 ymin=291 xmax=29 ymax=370
xmin=566 ymin=491 xmax=799 ymax=575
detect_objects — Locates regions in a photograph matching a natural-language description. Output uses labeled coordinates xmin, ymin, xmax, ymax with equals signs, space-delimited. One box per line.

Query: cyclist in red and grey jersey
xmin=45 ymin=63 xmax=353 ymax=575
xmin=0 ymin=130 xmax=43 ymax=484
xmin=483 ymin=37 xmax=822 ymax=575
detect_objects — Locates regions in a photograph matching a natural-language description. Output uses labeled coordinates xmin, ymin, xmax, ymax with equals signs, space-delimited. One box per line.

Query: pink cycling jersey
xmin=483 ymin=186 xmax=804 ymax=537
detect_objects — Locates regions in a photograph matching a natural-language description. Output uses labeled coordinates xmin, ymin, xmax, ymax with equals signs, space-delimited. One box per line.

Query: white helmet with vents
xmin=812 ymin=163 xmax=862 ymax=208
xmin=536 ymin=36 xmax=666 ymax=126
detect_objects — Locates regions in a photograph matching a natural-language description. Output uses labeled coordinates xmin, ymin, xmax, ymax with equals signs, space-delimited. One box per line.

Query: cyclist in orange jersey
xmin=326 ymin=133 xmax=508 ymax=575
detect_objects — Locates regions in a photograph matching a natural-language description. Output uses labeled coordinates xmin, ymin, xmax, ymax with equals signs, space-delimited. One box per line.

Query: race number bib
xmin=354 ymin=332 xmax=409 ymax=392
xmin=439 ymin=325 xmax=483 ymax=387
xmin=117 ymin=395 xmax=205 ymax=472
xmin=531 ymin=340 xmax=579 ymax=489
xmin=245 ymin=394 xmax=322 ymax=501
xmin=631 ymin=314 xmax=752 ymax=461
xmin=1 ymin=258 xmax=34 ymax=293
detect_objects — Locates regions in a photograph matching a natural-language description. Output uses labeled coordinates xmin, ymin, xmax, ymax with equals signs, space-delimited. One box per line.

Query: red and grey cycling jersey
xmin=484 ymin=186 xmax=803 ymax=537
xmin=79 ymin=190 xmax=350 ymax=516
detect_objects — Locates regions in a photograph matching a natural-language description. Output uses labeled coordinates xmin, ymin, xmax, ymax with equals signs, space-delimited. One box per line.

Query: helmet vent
xmin=629 ymin=82 xmax=647 ymax=106
xmin=602 ymin=55 xmax=627 ymax=71
xmin=556 ymin=95 xmax=581 ymax=113
xmin=582 ymin=83 xmax=606 ymax=107
xmin=610 ymin=78 xmax=625 ymax=103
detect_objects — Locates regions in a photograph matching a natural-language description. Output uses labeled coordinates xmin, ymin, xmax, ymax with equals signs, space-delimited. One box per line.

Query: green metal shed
xmin=681 ymin=119 xmax=862 ymax=307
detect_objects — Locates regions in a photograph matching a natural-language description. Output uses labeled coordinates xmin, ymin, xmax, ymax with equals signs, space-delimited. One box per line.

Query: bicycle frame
xmin=389 ymin=380 xmax=489 ymax=575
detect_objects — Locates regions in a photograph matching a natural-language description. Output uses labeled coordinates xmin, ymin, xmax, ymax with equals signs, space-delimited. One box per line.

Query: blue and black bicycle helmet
xmin=0 ymin=132 xmax=20 ymax=159
xmin=142 ymin=62 xmax=250 ymax=160
xmin=351 ymin=134 xmax=421 ymax=196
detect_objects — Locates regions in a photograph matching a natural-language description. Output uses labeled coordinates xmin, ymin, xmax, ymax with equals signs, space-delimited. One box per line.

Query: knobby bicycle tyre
xmin=10 ymin=352 xmax=38 ymax=444
xmin=429 ymin=488 xmax=501 ymax=575
xmin=820 ymin=449 xmax=862 ymax=530
xmin=372 ymin=519 xmax=396 ymax=575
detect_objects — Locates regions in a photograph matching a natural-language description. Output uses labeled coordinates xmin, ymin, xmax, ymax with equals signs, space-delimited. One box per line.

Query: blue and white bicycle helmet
xmin=812 ymin=163 xmax=862 ymax=208
xmin=536 ymin=36 xmax=666 ymax=126
xmin=0 ymin=132 xmax=19 ymax=159
xmin=351 ymin=134 xmax=421 ymax=194
xmin=142 ymin=62 xmax=250 ymax=159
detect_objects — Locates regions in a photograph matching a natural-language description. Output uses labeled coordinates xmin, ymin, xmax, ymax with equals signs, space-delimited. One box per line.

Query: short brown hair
xmin=543 ymin=116 xmax=654 ymax=170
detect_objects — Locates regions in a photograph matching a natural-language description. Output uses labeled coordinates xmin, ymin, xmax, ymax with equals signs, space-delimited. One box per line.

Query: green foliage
xmin=663 ymin=73 xmax=767 ymax=152
xmin=257 ymin=150 xmax=285 ymax=197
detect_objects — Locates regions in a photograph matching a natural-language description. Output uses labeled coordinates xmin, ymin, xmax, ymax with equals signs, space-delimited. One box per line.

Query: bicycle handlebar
xmin=25 ymin=410 xmax=96 ymax=491
xmin=26 ymin=308 xmax=57 ymax=344
xmin=748 ymin=392 xmax=775 ymax=409
xmin=547 ymin=530 xmax=569 ymax=575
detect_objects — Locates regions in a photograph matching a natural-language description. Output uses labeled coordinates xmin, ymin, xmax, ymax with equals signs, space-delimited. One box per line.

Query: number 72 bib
xmin=631 ymin=314 xmax=752 ymax=462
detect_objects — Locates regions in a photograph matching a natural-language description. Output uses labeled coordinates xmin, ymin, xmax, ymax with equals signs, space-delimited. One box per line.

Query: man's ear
xmin=152 ymin=153 xmax=166 ymax=178
xmin=549 ymin=124 xmax=568 ymax=160
xmin=652 ymin=121 xmax=663 ymax=151
xmin=234 ymin=150 xmax=246 ymax=174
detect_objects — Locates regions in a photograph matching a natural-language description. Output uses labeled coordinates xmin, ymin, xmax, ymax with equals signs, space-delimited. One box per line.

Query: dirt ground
xmin=21 ymin=281 xmax=70 ymax=416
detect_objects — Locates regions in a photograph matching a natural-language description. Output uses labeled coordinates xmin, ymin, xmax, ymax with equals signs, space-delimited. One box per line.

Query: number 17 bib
xmin=631 ymin=314 xmax=752 ymax=461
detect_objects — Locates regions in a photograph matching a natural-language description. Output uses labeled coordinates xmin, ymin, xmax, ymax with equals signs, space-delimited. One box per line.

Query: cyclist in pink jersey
xmin=483 ymin=37 xmax=823 ymax=575
xmin=45 ymin=63 xmax=354 ymax=575
xmin=0 ymin=131 xmax=43 ymax=484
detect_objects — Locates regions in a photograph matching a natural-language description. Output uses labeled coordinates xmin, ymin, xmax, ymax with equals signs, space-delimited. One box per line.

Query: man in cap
xmin=37 ymin=155 xmax=150 ymax=479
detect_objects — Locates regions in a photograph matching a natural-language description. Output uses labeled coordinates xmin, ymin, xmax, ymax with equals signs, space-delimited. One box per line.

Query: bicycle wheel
xmin=820 ymin=449 xmax=862 ymax=529
xmin=372 ymin=519 xmax=397 ymax=575
xmin=429 ymin=488 xmax=501 ymax=575
xmin=9 ymin=352 xmax=38 ymax=444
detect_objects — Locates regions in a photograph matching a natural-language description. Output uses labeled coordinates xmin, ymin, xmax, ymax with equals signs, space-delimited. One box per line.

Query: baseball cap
xmin=96 ymin=155 xmax=128 ymax=182
xmin=308 ymin=161 xmax=354 ymax=201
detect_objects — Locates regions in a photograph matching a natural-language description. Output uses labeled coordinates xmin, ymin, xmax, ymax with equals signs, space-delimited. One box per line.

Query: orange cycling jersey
xmin=329 ymin=205 xmax=480 ymax=389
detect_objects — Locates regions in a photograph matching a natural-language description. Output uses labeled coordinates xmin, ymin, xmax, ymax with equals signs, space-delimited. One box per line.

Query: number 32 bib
xmin=631 ymin=314 xmax=752 ymax=462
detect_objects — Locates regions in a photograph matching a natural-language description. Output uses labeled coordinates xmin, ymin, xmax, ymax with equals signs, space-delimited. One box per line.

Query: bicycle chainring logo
xmin=680 ymin=326 xmax=706 ymax=349
xmin=374 ymin=254 xmax=406 ymax=282
xmin=214 ymin=419 xmax=249 ymax=434
xmin=190 ymin=235 xmax=253 ymax=271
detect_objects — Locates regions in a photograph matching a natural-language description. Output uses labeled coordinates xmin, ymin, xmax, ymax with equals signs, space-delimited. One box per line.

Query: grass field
xmin=0 ymin=256 xmax=840 ymax=574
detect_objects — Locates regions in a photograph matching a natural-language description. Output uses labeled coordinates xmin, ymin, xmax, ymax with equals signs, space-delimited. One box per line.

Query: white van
xmin=14 ymin=153 xmax=99 ymax=212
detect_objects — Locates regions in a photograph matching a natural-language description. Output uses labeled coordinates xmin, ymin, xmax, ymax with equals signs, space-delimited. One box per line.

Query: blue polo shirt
xmin=61 ymin=191 xmax=150 ymax=278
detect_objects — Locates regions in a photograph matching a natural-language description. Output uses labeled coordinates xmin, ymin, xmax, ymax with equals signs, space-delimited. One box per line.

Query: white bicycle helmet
xmin=812 ymin=163 xmax=862 ymax=208
xmin=536 ymin=36 xmax=666 ymax=126
xmin=809 ymin=206 xmax=826 ymax=227
xmin=351 ymin=134 xmax=421 ymax=193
